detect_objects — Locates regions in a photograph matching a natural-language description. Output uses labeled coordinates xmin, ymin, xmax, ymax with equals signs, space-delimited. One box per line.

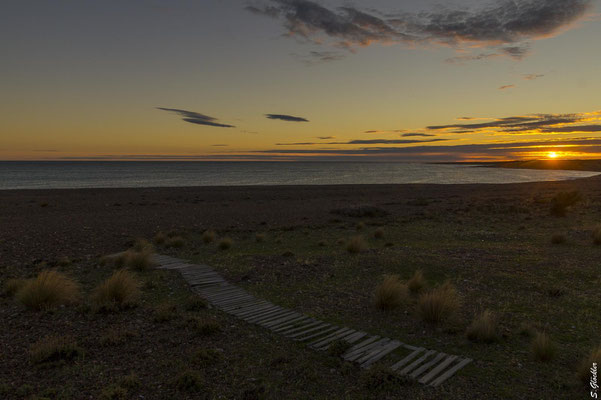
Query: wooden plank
xmin=211 ymin=293 xmax=254 ymax=304
xmin=312 ymin=329 xmax=357 ymax=350
xmin=419 ymin=355 xmax=458 ymax=385
xmin=287 ymin=323 xmax=331 ymax=339
xmin=243 ymin=307 xmax=285 ymax=322
xmin=250 ymin=309 xmax=297 ymax=324
xmin=308 ymin=328 xmax=353 ymax=348
xmin=268 ymin=315 xmax=310 ymax=330
xmin=354 ymin=339 xmax=396 ymax=364
xmin=429 ymin=358 xmax=472 ymax=387
xmin=245 ymin=308 xmax=288 ymax=323
xmin=277 ymin=320 xmax=320 ymax=335
xmin=399 ymin=350 xmax=436 ymax=376
xmin=233 ymin=304 xmax=278 ymax=318
xmin=294 ymin=326 xmax=340 ymax=342
xmin=215 ymin=297 xmax=258 ymax=309
xmin=221 ymin=300 xmax=268 ymax=312
xmin=410 ymin=353 xmax=446 ymax=378
xmin=259 ymin=312 xmax=302 ymax=327
xmin=390 ymin=347 xmax=425 ymax=371
xmin=340 ymin=335 xmax=380 ymax=355
xmin=340 ymin=331 xmax=367 ymax=345
xmin=359 ymin=340 xmax=403 ymax=368
xmin=345 ymin=339 xmax=391 ymax=362
xmin=253 ymin=310 xmax=298 ymax=325
xmin=272 ymin=317 xmax=313 ymax=333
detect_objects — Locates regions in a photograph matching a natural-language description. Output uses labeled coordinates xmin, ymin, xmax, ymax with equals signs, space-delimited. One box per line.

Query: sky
xmin=1 ymin=0 xmax=601 ymax=162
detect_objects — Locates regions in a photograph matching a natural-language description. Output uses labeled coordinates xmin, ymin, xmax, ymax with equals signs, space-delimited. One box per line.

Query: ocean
xmin=0 ymin=161 xmax=598 ymax=190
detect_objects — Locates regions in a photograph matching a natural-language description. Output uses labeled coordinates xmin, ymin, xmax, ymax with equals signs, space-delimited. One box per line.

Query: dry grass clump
xmin=218 ymin=237 xmax=233 ymax=250
xmin=29 ymin=336 xmax=83 ymax=365
xmin=417 ymin=282 xmax=460 ymax=324
xmin=551 ymin=233 xmax=566 ymax=244
xmin=346 ymin=235 xmax=367 ymax=254
xmin=92 ymin=270 xmax=141 ymax=312
xmin=16 ymin=270 xmax=80 ymax=310
xmin=154 ymin=302 xmax=178 ymax=322
xmin=407 ymin=270 xmax=425 ymax=295
xmin=2 ymin=278 xmax=25 ymax=297
xmin=550 ymin=190 xmax=582 ymax=216
xmin=318 ymin=240 xmax=327 ymax=247
xmin=188 ymin=317 xmax=221 ymax=336
xmin=153 ymin=231 xmax=166 ymax=245
xmin=184 ymin=295 xmax=207 ymax=311
xmin=123 ymin=249 xmax=155 ymax=271
xmin=374 ymin=275 xmax=408 ymax=311
xmin=466 ymin=310 xmax=499 ymax=343
xmin=132 ymin=238 xmax=153 ymax=252
xmin=255 ymin=233 xmax=266 ymax=243
xmin=373 ymin=228 xmax=384 ymax=239
xmin=577 ymin=346 xmax=601 ymax=385
xmin=174 ymin=370 xmax=205 ymax=393
xmin=57 ymin=256 xmax=72 ymax=267
xmin=593 ymin=227 xmax=601 ymax=245
xmin=202 ymin=230 xmax=216 ymax=244
xmin=356 ymin=222 xmax=365 ymax=231
xmin=531 ymin=332 xmax=557 ymax=362
xmin=165 ymin=236 xmax=185 ymax=249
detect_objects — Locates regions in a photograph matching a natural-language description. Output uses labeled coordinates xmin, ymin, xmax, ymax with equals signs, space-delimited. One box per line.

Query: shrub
xmin=518 ymin=322 xmax=536 ymax=338
xmin=184 ymin=295 xmax=207 ymax=311
xmin=550 ymin=190 xmax=582 ymax=216
xmin=29 ymin=336 xmax=83 ymax=365
xmin=531 ymin=332 xmax=557 ymax=362
xmin=407 ymin=270 xmax=425 ymax=295
xmin=124 ymin=249 xmax=154 ymax=271
xmin=374 ymin=275 xmax=408 ymax=311
xmin=466 ymin=310 xmax=499 ymax=343
xmin=2 ymin=278 xmax=25 ymax=297
xmin=417 ymin=282 xmax=460 ymax=324
xmin=92 ymin=270 xmax=141 ymax=312
xmin=165 ymin=236 xmax=185 ymax=249
xmin=551 ymin=234 xmax=566 ymax=244
xmin=255 ymin=233 xmax=266 ymax=243
xmin=17 ymin=270 xmax=80 ymax=310
xmin=373 ymin=228 xmax=384 ymax=239
xmin=593 ymin=227 xmax=601 ymax=245
xmin=154 ymin=302 xmax=178 ymax=322
xmin=132 ymin=238 xmax=153 ymax=252
xmin=346 ymin=235 xmax=367 ymax=254
xmin=153 ymin=232 xmax=166 ymax=245
xmin=174 ymin=370 xmax=204 ymax=393
xmin=218 ymin=237 xmax=232 ymax=250
xmin=577 ymin=346 xmax=601 ymax=385
xmin=202 ymin=230 xmax=216 ymax=244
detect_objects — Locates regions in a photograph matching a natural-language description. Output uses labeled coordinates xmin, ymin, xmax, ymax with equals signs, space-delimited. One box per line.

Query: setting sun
xmin=548 ymin=152 xmax=559 ymax=159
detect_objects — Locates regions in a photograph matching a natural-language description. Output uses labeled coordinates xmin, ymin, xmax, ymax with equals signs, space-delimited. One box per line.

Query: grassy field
xmin=1 ymin=188 xmax=600 ymax=399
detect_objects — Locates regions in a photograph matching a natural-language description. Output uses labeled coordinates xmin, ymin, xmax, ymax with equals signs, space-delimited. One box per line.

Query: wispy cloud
xmin=275 ymin=138 xmax=448 ymax=145
xmin=317 ymin=136 xmax=335 ymax=139
xmin=247 ymin=0 xmax=592 ymax=61
xmin=498 ymin=84 xmax=516 ymax=90
xmin=266 ymin=113 xmax=309 ymax=122
xmin=401 ymin=133 xmax=435 ymax=137
xmin=293 ymin=50 xmax=346 ymax=64
xmin=523 ymin=73 xmax=545 ymax=80
xmin=157 ymin=107 xmax=235 ymax=128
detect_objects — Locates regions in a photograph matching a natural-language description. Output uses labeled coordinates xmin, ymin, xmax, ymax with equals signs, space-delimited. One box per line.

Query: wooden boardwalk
xmin=153 ymin=254 xmax=472 ymax=387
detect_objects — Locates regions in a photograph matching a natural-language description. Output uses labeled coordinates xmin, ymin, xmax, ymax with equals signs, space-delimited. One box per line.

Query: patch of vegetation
xmin=99 ymin=327 xmax=139 ymax=346
xmin=593 ymin=227 xmax=601 ymax=245
xmin=346 ymin=235 xmax=367 ymax=254
xmin=154 ymin=302 xmax=178 ymax=322
xmin=407 ymin=269 xmax=425 ymax=295
xmin=531 ymin=332 xmax=557 ymax=362
xmin=2 ymin=278 xmax=25 ymax=297
xmin=356 ymin=222 xmax=365 ymax=231
xmin=374 ymin=275 xmax=408 ymax=311
xmin=327 ymin=340 xmax=352 ymax=357
xmin=466 ymin=310 xmax=499 ymax=343
xmin=29 ymin=336 xmax=83 ymax=365
xmin=255 ymin=233 xmax=266 ymax=242
xmin=17 ymin=270 xmax=80 ymax=310
xmin=123 ymin=248 xmax=155 ymax=271
xmin=192 ymin=348 xmax=223 ymax=367
xmin=417 ymin=282 xmax=460 ymax=324
xmin=202 ymin=230 xmax=216 ymax=244
xmin=165 ymin=236 xmax=185 ymax=248
xmin=188 ymin=317 xmax=221 ymax=336
xmin=92 ymin=269 xmax=141 ymax=312
xmin=373 ymin=228 xmax=384 ymax=239
xmin=360 ymin=364 xmax=413 ymax=391
xmin=218 ymin=237 xmax=233 ymax=250
xmin=331 ymin=205 xmax=388 ymax=218
xmin=551 ymin=233 xmax=566 ymax=244
xmin=184 ymin=295 xmax=207 ymax=311
xmin=173 ymin=370 xmax=205 ymax=393
xmin=153 ymin=231 xmax=166 ymax=245
xmin=550 ymin=190 xmax=582 ymax=216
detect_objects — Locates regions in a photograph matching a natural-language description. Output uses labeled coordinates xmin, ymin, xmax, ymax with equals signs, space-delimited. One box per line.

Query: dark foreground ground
xmin=2 ymin=176 xmax=601 ymax=399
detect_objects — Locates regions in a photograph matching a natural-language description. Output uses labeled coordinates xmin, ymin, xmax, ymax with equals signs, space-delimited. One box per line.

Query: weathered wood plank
xmin=429 ymin=358 xmax=472 ymax=387
xmin=419 ymin=355 xmax=458 ymax=384
xmin=399 ymin=350 xmax=437 ymax=375
xmin=259 ymin=312 xmax=302 ymax=327
xmin=340 ymin=335 xmax=380 ymax=355
xmin=410 ymin=353 xmax=446 ymax=378
xmin=312 ymin=329 xmax=357 ymax=350
xmin=345 ymin=338 xmax=391 ymax=362
xmin=268 ymin=315 xmax=310 ymax=330
xmin=277 ymin=320 xmax=321 ymax=335
xmin=287 ymin=323 xmax=331 ymax=339
xmin=250 ymin=309 xmax=296 ymax=324
xmin=390 ymin=347 xmax=425 ymax=371
xmin=359 ymin=340 xmax=403 ymax=368
xmin=294 ymin=326 xmax=340 ymax=342
xmin=308 ymin=328 xmax=353 ymax=348
xmin=254 ymin=311 xmax=299 ymax=325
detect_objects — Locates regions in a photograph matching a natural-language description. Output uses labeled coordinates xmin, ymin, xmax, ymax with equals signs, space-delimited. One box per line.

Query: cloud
xmin=401 ymin=133 xmax=435 ymax=137
xmin=275 ymin=138 xmax=448 ymax=145
xmin=540 ymin=124 xmax=601 ymax=133
xmin=293 ymin=50 xmax=346 ymax=64
xmin=157 ymin=107 xmax=235 ymax=128
xmin=363 ymin=129 xmax=405 ymax=134
xmin=317 ymin=136 xmax=335 ymax=139
xmin=266 ymin=113 xmax=309 ymax=122
xmin=426 ymin=112 xmax=600 ymax=134
xmin=498 ymin=84 xmax=516 ymax=90
xmin=211 ymin=144 xmax=229 ymax=147
xmin=248 ymin=0 xmax=592 ymax=61
xmin=523 ymin=73 xmax=545 ymax=80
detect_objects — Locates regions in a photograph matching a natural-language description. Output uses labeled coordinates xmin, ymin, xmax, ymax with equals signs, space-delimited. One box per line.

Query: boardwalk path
xmin=153 ymin=253 xmax=472 ymax=387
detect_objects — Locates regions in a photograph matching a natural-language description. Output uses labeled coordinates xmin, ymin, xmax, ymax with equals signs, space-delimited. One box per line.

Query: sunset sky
xmin=2 ymin=0 xmax=601 ymax=161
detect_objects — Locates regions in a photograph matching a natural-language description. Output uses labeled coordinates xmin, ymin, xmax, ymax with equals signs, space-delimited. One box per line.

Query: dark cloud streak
xmin=157 ymin=107 xmax=235 ymax=128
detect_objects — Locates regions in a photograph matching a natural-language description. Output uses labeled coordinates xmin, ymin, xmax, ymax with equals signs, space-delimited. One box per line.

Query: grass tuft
xmin=417 ymin=281 xmax=460 ymax=324
xmin=16 ymin=270 xmax=80 ymax=310
xmin=153 ymin=231 xmax=166 ymax=245
xmin=2 ymin=278 xmax=26 ymax=298
xmin=255 ymin=233 xmax=266 ymax=243
xmin=346 ymin=235 xmax=367 ymax=254
xmin=188 ymin=317 xmax=221 ymax=336
xmin=132 ymin=238 xmax=153 ymax=252
xmin=551 ymin=233 xmax=566 ymax=244
xmin=327 ymin=340 xmax=353 ymax=357
xmin=92 ymin=270 xmax=141 ymax=312
xmin=123 ymin=249 xmax=155 ymax=271
xmin=577 ymin=346 xmax=601 ymax=385
xmin=192 ymin=348 xmax=223 ymax=367
xmin=407 ymin=270 xmax=425 ymax=295
xmin=373 ymin=228 xmax=384 ymax=239
xmin=202 ymin=230 xmax=216 ymax=244
xmin=29 ymin=336 xmax=83 ymax=365
xmin=154 ymin=302 xmax=178 ymax=322
xmin=593 ymin=227 xmax=601 ymax=245
xmin=531 ymin=331 xmax=557 ymax=362
xmin=184 ymin=295 xmax=207 ymax=311
xmin=218 ymin=237 xmax=233 ymax=250
xmin=374 ymin=275 xmax=408 ymax=311
xmin=550 ymin=190 xmax=582 ymax=217
xmin=466 ymin=310 xmax=499 ymax=343
xmin=165 ymin=236 xmax=185 ymax=248
xmin=174 ymin=370 xmax=204 ymax=393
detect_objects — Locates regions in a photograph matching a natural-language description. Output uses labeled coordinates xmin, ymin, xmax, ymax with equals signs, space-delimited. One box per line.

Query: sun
xmin=548 ymin=152 xmax=559 ymax=159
